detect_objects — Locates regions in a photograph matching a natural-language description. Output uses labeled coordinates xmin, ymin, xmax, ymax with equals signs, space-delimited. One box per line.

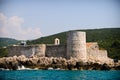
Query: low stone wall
xmin=87 ymin=49 xmax=114 ymax=65
xmin=45 ymin=44 xmax=66 ymax=58
xmin=7 ymin=44 xmax=46 ymax=57
xmin=8 ymin=44 xmax=67 ymax=58
xmin=8 ymin=45 xmax=33 ymax=57
xmin=87 ymin=49 xmax=99 ymax=60
xmin=87 ymin=42 xmax=99 ymax=60
xmin=98 ymin=50 xmax=108 ymax=61
xmin=86 ymin=42 xmax=110 ymax=63
xmin=7 ymin=43 xmax=112 ymax=64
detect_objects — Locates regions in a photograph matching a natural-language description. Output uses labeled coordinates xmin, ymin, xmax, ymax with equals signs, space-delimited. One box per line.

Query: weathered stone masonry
xmin=45 ymin=44 xmax=66 ymax=58
xmin=7 ymin=31 xmax=113 ymax=63
xmin=8 ymin=44 xmax=46 ymax=57
xmin=66 ymin=31 xmax=87 ymax=61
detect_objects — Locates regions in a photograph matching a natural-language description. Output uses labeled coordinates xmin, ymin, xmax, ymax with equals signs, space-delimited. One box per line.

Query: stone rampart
xmin=8 ymin=44 xmax=46 ymax=57
xmin=8 ymin=44 xmax=66 ymax=58
xmin=86 ymin=42 xmax=110 ymax=63
xmin=98 ymin=50 xmax=108 ymax=61
xmin=45 ymin=44 xmax=66 ymax=58
xmin=87 ymin=42 xmax=99 ymax=60
xmin=7 ymin=31 xmax=113 ymax=64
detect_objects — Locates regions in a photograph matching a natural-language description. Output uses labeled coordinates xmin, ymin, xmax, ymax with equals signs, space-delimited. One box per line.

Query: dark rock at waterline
xmin=67 ymin=64 xmax=75 ymax=70
xmin=115 ymin=66 xmax=120 ymax=70
xmin=101 ymin=63 xmax=111 ymax=70
xmin=25 ymin=60 xmax=33 ymax=66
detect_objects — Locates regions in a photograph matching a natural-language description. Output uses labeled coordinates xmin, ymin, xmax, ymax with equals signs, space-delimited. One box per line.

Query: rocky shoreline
xmin=0 ymin=55 xmax=120 ymax=70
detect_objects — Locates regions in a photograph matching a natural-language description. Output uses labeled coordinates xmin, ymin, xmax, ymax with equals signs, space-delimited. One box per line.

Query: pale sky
xmin=0 ymin=0 xmax=120 ymax=40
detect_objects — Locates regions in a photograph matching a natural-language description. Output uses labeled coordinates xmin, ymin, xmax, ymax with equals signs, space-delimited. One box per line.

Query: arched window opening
xmin=54 ymin=38 xmax=60 ymax=45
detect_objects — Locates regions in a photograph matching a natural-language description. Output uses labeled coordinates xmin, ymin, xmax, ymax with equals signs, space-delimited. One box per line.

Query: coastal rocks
xmin=51 ymin=57 xmax=67 ymax=69
xmin=0 ymin=56 xmax=18 ymax=70
xmin=4 ymin=56 xmax=18 ymax=70
xmin=0 ymin=55 xmax=120 ymax=70
xmin=0 ymin=57 xmax=7 ymax=69
xmin=76 ymin=61 xmax=88 ymax=70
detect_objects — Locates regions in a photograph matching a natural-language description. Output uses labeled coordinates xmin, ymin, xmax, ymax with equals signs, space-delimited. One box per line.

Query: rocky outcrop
xmin=0 ymin=55 xmax=120 ymax=70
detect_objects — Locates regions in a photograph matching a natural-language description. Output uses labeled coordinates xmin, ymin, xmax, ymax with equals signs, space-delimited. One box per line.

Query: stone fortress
xmin=8 ymin=31 xmax=113 ymax=64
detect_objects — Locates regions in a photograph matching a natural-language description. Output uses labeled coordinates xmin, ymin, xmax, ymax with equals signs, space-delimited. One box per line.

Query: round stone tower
xmin=66 ymin=31 xmax=87 ymax=61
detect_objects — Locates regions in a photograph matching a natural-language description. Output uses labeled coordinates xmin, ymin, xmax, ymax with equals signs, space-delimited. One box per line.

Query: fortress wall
xmin=8 ymin=46 xmax=33 ymax=57
xmin=67 ymin=31 xmax=87 ymax=60
xmin=87 ymin=49 xmax=99 ymax=60
xmin=97 ymin=50 xmax=114 ymax=64
xmin=97 ymin=50 xmax=108 ymax=61
xmin=87 ymin=42 xmax=99 ymax=60
xmin=34 ymin=44 xmax=46 ymax=57
xmin=87 ymin=43 xmax=109 ymax=62
xmin=8 ymin=44 xmax=46 ymax=57
xmin=7 ymin=31 xmax=110 ymax=64
xmin=45 ymin=45 xmax=66 ymax=58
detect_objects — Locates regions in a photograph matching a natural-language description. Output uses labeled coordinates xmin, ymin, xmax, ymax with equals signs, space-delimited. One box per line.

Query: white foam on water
xmin=48 ymin=67 xmax=53 ymax=70
xmin=17 ymin=65 xmax=31 ymax=70
xmin=17 ymin=65 xmax=39 ymax=70
xmin=0 ymin=68 xmax=10 ymax=70
xmin=34 ymin=68 xmax=39 ymax=70
xmin=55 ymin=68 xmax=60 ymax=70
xmin=0 ymin=65 xmax=38 ymax=70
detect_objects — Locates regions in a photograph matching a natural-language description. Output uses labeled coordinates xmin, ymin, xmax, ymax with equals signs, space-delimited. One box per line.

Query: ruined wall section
xmin=86 ymin=42 xmax=110 ymax=63
xmin=87 ymin=42 xmax=99 ymax=60
xmin=45 ymin=44 xmax=66 ymax=58
xmin=98 ymin=50 xmax=114 ymax=64
xmin=8 ymin=44 xmax=46 ymax=57
xmin=98 ymin=50 xmax=108 ymax=62
xmin=67 ymin=31 xmax=87 ymax=61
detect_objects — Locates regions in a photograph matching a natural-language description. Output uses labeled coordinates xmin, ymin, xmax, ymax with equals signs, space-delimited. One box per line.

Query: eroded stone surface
xmin=0 ymin=56 xmax=119 ymax=70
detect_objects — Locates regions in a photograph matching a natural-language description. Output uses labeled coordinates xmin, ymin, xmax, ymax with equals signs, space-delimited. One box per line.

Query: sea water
xmin=0 ymin=70 xmax=120 ymax=80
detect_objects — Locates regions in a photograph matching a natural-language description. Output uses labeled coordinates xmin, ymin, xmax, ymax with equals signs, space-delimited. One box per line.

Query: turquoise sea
xmin=0 ymin=70 xmax=120 ymax=80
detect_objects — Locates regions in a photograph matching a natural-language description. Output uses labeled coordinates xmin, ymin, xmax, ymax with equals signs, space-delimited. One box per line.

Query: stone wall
xmin=87 ymin=42 xmax=99 ymax=60
xmin=8 ymin=44 xmax=66 ymax=58
xmin=8 ymin=44 xmax=46 ymax=57
xmin=87 ymin=49 xmax=99 ymax=60
xmin=98 ymin=50 xmax=108 ymax=62
xmin=7 ymin=31 xmax=112 ymax=64
xmin=86 ymin=42 xmax=109 ymax=62
xmin=45 ymin=44 xmax=66 ymax=58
